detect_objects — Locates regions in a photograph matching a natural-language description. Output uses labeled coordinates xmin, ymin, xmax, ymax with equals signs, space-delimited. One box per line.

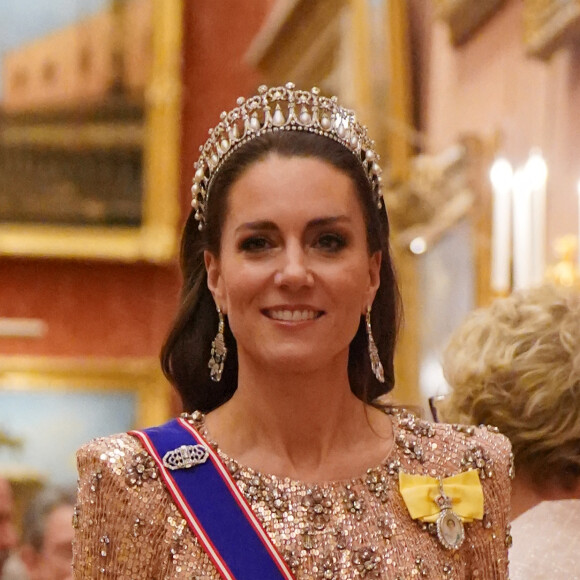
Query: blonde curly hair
xmin=440 ymin=284 xmax=580 ymax=489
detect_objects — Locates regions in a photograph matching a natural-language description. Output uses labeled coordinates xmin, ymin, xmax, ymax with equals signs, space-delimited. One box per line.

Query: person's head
xmin=0 ymin=476 xmax=17 ymax=573
xmin=440 ymin=284 xmax=580 ymax=494
xmin=20 ymin=486 xmax=75 ymax=580
xmin=162 ymin=83 xmax=401 ymax=412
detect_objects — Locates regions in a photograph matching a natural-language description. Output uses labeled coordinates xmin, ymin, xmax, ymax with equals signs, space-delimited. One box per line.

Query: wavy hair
xmin=441 ymin=284 xmax=580 ymax=490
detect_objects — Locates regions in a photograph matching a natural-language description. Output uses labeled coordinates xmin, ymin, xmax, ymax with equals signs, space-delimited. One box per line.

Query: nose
xmin=274 ymin=242 xmax=313 ymax=289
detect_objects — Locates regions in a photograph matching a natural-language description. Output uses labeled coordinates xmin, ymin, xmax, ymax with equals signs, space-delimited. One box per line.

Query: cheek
xmin=332 ymin=261 xmax=372 ymax=299
xmin=220 ymin=262 xmax=269 ymax=313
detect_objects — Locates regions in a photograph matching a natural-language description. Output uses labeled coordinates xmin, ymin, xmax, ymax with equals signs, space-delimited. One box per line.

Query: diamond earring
xmin=366 ymin=307 xmax=384 ymax=383
xmin=208 ymin=306 xmax=227 ymax=382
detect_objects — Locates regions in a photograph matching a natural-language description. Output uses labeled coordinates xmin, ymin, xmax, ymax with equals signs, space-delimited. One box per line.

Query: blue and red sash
xmin=130 ymin=418 xmax=295 ymax=580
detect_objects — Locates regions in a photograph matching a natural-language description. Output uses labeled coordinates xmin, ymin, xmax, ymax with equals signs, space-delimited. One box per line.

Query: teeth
xmin=269 ymin=310 xmax=318 ymax=321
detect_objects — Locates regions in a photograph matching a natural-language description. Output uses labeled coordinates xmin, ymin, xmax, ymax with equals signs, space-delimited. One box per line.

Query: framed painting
xmin=0 ymin=0 xmax=183 ymax=262
xmin=0 ymin=356 xmax=170 ymax=489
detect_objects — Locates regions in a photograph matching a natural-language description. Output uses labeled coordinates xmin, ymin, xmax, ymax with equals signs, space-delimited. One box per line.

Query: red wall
xmin=0 ymin=258 xmax=179 ymax=356
xmin=179 ymin=0 xmax=275 ymax=213
xmin=0 ymin=0 xmax=274 ymax=360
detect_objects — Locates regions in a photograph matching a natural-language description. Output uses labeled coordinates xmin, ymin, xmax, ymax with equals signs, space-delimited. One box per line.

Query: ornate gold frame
xmin=524 ymin=0 xmax=580 ymax=59
xmin=0 ymin=356 xmax=170 ymax=531
xmin=0 ymin=0 xmax=183 ymax=262
xmin=434 ymin=0 xmax=506 ymax=45
xmin=0 ymin=356 xmax=170 ymax=428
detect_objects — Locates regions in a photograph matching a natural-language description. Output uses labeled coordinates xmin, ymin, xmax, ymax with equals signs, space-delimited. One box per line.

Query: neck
xmin=510 ymin=471 xmax=580 ymax=520
xmin=204 ymin=356 xmax=392 ymax=482
xmin=510 ymin=475 xmax=545 ymax=520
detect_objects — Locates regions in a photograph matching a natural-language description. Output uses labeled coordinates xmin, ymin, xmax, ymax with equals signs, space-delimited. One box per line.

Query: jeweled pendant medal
xmin=436 ymin=508 xmax=465 ymax=550
xmin=434 ymin=482 xmax=465 ymax=550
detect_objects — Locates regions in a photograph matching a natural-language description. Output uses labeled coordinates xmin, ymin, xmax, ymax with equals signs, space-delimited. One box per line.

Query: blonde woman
xmin=441 ymin=284 xmax=580 ymax=579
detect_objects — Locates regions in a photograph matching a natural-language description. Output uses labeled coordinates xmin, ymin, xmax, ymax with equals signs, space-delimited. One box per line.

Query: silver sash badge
xmin=162 ymin=444 xmax=209 ymax=470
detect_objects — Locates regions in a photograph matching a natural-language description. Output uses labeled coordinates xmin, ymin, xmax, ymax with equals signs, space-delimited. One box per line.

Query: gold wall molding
xmin=434 ymin=0 xmax=506 ymax=45
xmin=0 ymin=356 xmax=170 ymax=428
xmin=386 ymin=135 xmax=495 ymax=412
xmin=524 ymin=0 xmax=580 ymax=59
xmin=245 ymin=0 xmax=348 ymax=91
xmin=387 ymin=135 xmax=494 ymax=305
xmin=0 ymin=0 xmax=183 ymax=262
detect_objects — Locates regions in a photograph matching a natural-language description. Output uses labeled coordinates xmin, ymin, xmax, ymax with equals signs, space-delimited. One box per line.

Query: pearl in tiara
xmin=191 ymin=82 xmax=384 ymax=230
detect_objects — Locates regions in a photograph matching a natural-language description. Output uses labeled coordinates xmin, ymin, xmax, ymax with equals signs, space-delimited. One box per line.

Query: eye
xmin=315 ymin=232 xmax=347 ymax=252
xmin=239 ymin=235 xmax=272 ymax=252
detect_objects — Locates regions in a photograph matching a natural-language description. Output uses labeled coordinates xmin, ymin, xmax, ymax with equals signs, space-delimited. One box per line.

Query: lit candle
xmin=524 ymin=149 xmax=548 ymax=285
xmin=489 ymin=157 xmax=513 ymax=293
xmin=512 ymin=168 xmax=533 ymax=290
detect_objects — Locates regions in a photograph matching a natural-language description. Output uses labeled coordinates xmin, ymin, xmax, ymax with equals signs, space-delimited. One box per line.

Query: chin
xmin=262 ymin=346 xmax=347 ymax=375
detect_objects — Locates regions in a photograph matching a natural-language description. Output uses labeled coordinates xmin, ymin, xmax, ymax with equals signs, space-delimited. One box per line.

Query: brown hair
xmin=161 ymin=131 xmax=401 ymax=412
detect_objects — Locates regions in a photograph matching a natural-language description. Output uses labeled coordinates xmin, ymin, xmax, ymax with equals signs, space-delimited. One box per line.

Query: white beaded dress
xmin=509 ymin=499 xmax=580 ymax=579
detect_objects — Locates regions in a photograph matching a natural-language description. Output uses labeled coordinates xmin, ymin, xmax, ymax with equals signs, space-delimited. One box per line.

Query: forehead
xmin=226 ymin=154 xmax=362 ymax=221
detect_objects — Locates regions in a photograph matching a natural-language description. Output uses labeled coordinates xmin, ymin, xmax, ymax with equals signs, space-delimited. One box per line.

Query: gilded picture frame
xmin=0 ymin=356 xmax=170 ymax=489
xmin=0 ymin=0 xmax=183 ymax=262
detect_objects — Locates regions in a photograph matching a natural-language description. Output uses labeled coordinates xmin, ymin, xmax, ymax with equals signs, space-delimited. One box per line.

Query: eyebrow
xmin=235 ymin=215 xmax=352 ymax=234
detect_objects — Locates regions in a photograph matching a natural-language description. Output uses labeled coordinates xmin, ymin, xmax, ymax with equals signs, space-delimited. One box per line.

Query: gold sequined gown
xmin=73 ymin=410 xmax=512 ymax=579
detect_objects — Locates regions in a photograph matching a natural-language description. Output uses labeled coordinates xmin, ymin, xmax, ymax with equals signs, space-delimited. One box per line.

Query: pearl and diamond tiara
xmin=191 ymin=82 xmax=384 ymax=230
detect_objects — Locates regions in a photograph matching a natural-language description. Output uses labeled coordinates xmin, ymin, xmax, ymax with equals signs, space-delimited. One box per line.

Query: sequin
xmin=461 ymin=445 xmax=494 ymax=479
xmin=352 ymin=547 xmax=382 ymax=578
xmin=73 ymin=412 xmax=512 ymax=579
xmin=344 ymin=485 xmax=366 ymax=520
xmin=302 ymin=488 xmax=333 ymax=530
xmin=125 ymin=451 xmax=158 ymax=487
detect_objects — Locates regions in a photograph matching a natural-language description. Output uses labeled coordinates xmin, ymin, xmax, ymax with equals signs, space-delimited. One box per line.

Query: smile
xmin=265 ymin=309 xmax=323 ymax=322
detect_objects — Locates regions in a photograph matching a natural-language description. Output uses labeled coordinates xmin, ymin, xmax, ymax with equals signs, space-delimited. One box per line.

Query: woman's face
xmin=205 ymin=154 xmax=381 ymax=375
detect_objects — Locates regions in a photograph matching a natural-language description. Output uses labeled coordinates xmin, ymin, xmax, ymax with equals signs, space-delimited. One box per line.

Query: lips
xmin=263 ymin=308 xmax=324 ymax=322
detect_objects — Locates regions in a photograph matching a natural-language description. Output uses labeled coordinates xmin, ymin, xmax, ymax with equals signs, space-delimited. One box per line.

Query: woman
xmin=73 ymin=84 xmax=512 ymax=579
xmin=440 ymin=284 xmax=580 ymax=579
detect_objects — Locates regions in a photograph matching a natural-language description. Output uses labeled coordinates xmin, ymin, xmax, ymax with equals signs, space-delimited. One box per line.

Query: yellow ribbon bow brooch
xmin=399 ymin=469 xmax=484 ymax=550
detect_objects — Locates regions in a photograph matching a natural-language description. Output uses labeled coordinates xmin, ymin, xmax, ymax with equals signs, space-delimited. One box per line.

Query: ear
xmin=204 ymin=250 xmax=226 ymax=312
xmin=362 ymin=251 xmax=382 ymax=313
